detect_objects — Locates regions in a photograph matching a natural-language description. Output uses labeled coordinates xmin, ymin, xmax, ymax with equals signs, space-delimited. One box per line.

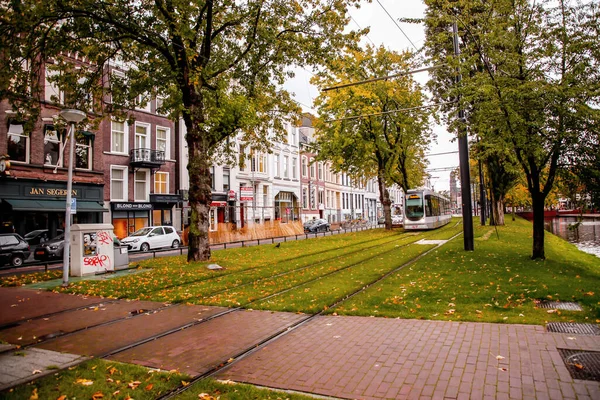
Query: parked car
xmin=23 ymin=229 xmax=63 ymax=246
xmin=0 ymin=233 xmax=31 ymax=267
xmin=304 ymin=218 xmax=330 ymax=233
xmin=120 ymin=226 xmax=181 ymax=252
xmin=33 ymin=234 xmax=64 ymax=262
xmin=391 ymin=215 xmax=403 ymax=225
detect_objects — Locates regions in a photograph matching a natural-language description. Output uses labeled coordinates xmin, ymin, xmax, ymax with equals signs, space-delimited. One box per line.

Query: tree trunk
xmin=490 ymin=192 xmax=506 ymax=226
xmin=531 ymin=192 xmax=546 ymax=260
xmin=185 ymin=106 xmax=213 ymax=262
xmin=378 ymin=171 xmax=392 ymax=230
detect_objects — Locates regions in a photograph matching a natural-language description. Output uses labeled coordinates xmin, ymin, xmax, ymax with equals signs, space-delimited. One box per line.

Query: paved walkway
xmin=0 ymin=286 xmax=599 ymax=399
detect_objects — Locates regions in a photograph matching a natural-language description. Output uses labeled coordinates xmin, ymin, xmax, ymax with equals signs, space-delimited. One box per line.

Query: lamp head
xmin=59 ymin=109 xmax=86 ymax=123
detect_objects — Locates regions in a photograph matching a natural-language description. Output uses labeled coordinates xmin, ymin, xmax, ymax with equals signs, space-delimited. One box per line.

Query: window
xmin=75 ymin=135 xmax=92 ymax=170
xmin=135 ymin=123 xmax=149 ymax=149
xmin=111 ymin=120 xmax=127 ymax=154
xmin=274 ymin=154 xmax=280 ymax=177
xmin=156 ymin=126 xmax=169 ymax=159
xmin=310 ymin=158 xmax=316 ymax=179
xmin=223 ymin=167 xmax=230 ymax=191
xmin=210 ymin=166 xmax=215 ymax=190
xmin=302 ymin=157 xmax=308 ymax=177
xmin=154 ymin=172 xmax=169 ymax=194
xmin=302 ymin=188 xmax=308 ymax=209
xmin=318 ymin=190 xmax=324 ymax=205
xmin=7 ymin=122 xmax=28 ymax=163
xmin=239 ymin=145 xmax=246 ymax=170
xmin=110 ymin=166 xmax=128 ymax=201
xmin=136 ymin=93 xmax=152 ymax=112
xmin=134 ymin=170 xmax=149 ymax=201
xmin=155 ymin=96 xmax=166 ymax=115
xmin=283 ymin=155 xmax=289 ymax=178
xmin=259 ymin=153 xmax=266 ymax=173
xmin=292 ymin=157 xmax=297 ymax=179
xmin=263 ymin=185 xmax=268 ymax=206
xmin=45 ymin=67 xmax=63 ymax=104
xmin=44 ymin=125 xmax=61 ymax=166
xmin=318 ymin=163 xmax=323 ymax=180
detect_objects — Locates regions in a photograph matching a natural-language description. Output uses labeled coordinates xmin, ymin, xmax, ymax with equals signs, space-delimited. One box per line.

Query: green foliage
xmin=423 ymin=0 xmax=600 ymax=258
xmin=312 ymin=45 xmax=433 ymax=193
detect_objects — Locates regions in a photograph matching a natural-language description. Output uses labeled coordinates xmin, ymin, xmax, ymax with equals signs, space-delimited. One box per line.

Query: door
xmin=149 ymin=227 xmax=166 ymax=248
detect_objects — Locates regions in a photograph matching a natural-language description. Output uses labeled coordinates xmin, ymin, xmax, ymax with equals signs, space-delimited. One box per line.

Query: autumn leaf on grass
xmin=198 ymin=393 xmax=218 ymax=400
xmin=29 ymin=388 xmax=38 ymax=400
xmin=145 ymin=383 xmax=153 ymax=391
xmin=107 ymin=366 xmax=118 ymax=375
xmin=75 ymin=378 xmax=94 ymax=386
xmin=92 ymin=392 xmax=104 ymax=399
xmin=57 ymin=395 xmax=67 ymax=400
xmin=127 ymin=381 xmax=141 ymax=389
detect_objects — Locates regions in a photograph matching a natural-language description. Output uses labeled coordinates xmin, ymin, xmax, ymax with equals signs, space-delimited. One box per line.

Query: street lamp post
xmin=59 ymin=109 xmax=86 ymax=287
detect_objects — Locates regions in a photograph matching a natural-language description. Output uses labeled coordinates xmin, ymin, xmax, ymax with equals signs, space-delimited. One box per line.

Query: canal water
xmin=545 ymin=216 xmax=600 ymax=258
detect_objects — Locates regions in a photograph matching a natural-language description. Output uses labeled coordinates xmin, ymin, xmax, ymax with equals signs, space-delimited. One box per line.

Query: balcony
xmin=130 ymin=148 xmax=166 ymax=169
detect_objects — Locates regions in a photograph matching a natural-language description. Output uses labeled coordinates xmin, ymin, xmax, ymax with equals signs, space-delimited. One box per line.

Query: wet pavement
xmin=0 ymin=286 xmax=599 ymax=399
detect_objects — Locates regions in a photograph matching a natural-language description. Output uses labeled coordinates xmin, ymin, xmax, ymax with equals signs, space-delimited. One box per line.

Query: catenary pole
xmin=453 ymin=22 xmax=474 ymax=251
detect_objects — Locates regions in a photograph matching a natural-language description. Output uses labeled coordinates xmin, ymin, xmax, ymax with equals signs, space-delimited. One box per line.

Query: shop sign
xmin=210 ymin=201 xmax=228 ymax=207
xmin=228 ymin=190 xmax=236 ymax=201
xmin=240 ymin=187 xmax=254 ymax=202
xmin=112 ymin=202 xmax=153 ymax=211
xmin=27 ymin=186 xmax=78 ymax=197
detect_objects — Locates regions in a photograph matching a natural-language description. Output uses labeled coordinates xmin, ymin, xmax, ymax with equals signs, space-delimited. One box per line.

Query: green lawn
xmin=331 ymin=217 xmax=600 ymax=324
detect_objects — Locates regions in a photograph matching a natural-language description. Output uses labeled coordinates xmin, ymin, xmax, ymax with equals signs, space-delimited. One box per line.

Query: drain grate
xmin=535 ymin=300 xmax=583 ymax=311
xmin=558 ymin=349 xmax=600 ymax=382
xmin=547 ymin=323 xmax=600 ymax=336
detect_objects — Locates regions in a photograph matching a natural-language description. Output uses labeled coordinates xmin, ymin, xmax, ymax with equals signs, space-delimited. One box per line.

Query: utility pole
xmin=453 ymin=22 xmax=474 ymax=251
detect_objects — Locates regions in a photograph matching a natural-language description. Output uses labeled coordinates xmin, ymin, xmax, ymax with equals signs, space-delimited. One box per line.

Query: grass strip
xmin=54 ymin=229 xmax=398 ymax=298
xmin=169 ymin=378 xmax=319 ymax=400
xmin=331 ymin=217 xmax=600 ymax=325
xmin=196 ymin=232 xmax=428 ymax=307
xmin=0 ymin=358 xmax=189 ymax=400
xmin=146 ymin=232 xmax=415 ymax=303
xmin=253 ymin=242 xmax=438 ymax=314
xmin=0 ymin=269 xmax=62 ymax=287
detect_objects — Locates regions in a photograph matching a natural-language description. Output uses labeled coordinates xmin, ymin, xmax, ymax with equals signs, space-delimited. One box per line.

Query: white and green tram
xmin=403 ymin=188 xmax=452 ymax=230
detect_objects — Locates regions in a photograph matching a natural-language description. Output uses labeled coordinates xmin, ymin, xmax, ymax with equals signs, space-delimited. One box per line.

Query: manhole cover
xmin=535 ymin=300 xmax=583 ymax=311
xmin=558 ymin=349 xmax=600 ymax=381
xmin=547 ymin=323 xmax=600 ymax=335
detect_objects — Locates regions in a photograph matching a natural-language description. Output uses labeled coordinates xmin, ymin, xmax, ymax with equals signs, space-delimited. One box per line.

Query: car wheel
xmin=140 ymin=243 xmax=150 ymax=252
xmin=11 ymin=255 xmax=24 ymax=267
xmin=171 ymin=239 xmax=180 ymax=249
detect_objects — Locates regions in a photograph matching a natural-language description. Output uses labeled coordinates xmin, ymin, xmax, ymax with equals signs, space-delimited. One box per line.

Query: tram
xmin=403 ymin=188 xmax=452 ymax=230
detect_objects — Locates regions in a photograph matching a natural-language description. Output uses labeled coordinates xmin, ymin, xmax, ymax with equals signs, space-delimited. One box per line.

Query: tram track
xmin=1 ymin=223 xmax=463 ymax=397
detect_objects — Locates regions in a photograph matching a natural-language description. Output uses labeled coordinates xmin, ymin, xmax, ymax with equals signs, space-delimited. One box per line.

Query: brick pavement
xmin=216 ymin=315 xmax=600 ymax=400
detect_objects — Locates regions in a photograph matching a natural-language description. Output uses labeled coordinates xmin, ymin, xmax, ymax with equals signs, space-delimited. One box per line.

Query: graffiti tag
xmin=97 ymin=230 xmax=112 ymax=245
xmin=83 ymin=254 xmax=112 ymax=269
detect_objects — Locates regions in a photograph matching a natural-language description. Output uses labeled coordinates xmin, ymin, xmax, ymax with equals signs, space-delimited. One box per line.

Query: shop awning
xmin=4 ymin=199 xmax=108 ymax=212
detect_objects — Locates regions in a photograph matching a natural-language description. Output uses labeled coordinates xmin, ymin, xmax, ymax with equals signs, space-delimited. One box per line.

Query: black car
xmin=23 ymin=229 xmax=63 ymax=246
xmin=0 ymin=233 xmax=31 ymax=267
xmin=304 ymin=218 xmax=330 ymax=233
xmin=33 ymin=234 xmax=64 ymax=262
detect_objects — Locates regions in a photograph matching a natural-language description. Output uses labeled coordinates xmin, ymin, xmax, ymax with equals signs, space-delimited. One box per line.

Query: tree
xmin=1 ymin=0 xmax=366 ymax=261
xmin=472 ymin=138 xmax=520 ymax=225
xmin=423 ymin=0 xmax=600 ymax=259
xmin=312 ymin=45 xmax=433 ymax=229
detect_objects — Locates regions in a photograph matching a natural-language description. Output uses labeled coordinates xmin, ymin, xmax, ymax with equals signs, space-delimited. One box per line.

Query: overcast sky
xmin=283 ymin=0 xmax=458 ymax=192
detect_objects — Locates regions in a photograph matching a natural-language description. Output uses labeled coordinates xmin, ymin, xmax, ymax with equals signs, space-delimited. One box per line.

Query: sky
xmin=283 ymin=0 xmax=459 ymax=192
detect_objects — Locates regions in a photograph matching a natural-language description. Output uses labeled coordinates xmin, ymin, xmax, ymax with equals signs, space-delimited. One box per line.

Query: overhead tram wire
xmin=376 ymin=0 xmax=419 ymax=52
xmin=325 ymin=100 xmax=455 ymax=123
xmin=322 ymin=64 xmax=445 ymax=92
xmin=425 ymin=151 xmax=459 ymax=156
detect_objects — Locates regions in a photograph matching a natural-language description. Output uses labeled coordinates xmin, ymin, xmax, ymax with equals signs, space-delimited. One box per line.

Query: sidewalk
xmin=1 ymin=286 xmax=599 ymax=399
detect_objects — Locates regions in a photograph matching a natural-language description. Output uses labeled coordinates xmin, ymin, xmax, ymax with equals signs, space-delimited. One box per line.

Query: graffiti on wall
xmin=82 ymin=230 xmax=113 ymax=272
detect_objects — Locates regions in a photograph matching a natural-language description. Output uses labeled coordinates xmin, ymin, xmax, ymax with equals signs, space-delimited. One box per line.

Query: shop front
xmin=0 ymin=179 xmax=106 ymax=238
xmin=274 ymin=191 xmax=300 ymax=223
xmin=111 ymin=202 xmax=153 ymax=239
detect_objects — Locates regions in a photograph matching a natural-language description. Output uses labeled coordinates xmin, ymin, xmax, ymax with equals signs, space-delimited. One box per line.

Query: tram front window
xmin=405 ymin=194 xmax=424 ymax=221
